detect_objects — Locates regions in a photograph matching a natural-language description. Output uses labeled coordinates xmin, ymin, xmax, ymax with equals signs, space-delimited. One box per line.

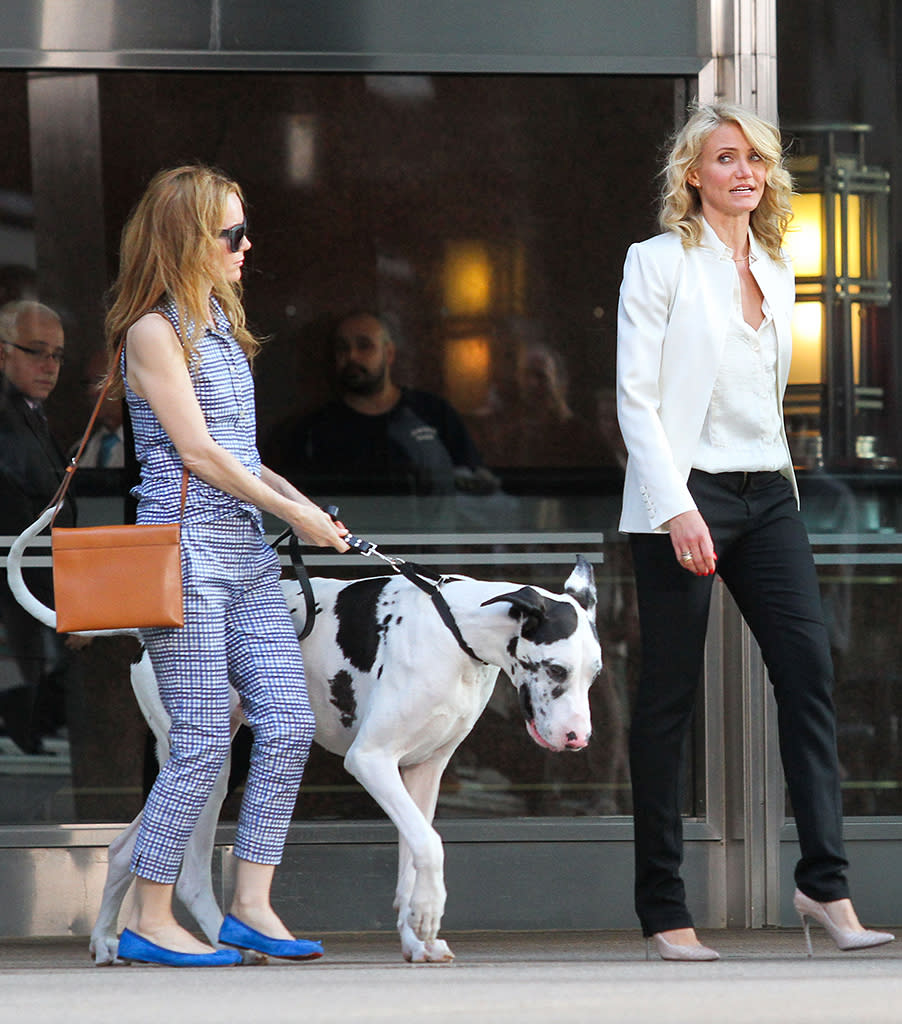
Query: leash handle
xmin=270 ymin=507 xmax=375 ymax=560
xmin=270 ymin=505 xmax=376 ymax=643
xmin=321 ymin=504 xmax=377 ymax=556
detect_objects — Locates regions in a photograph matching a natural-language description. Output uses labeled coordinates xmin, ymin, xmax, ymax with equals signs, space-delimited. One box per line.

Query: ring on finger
xmin=681 ymin=551 xmax=693 ymax=561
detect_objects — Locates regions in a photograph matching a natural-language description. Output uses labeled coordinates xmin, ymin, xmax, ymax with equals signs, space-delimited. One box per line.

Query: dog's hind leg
xmin=89 ymin=813 xmax=143 ymax=965
xmin=173 ymin=689 xmax=245 ymax=945
xmin=91 ymin=650 xmax=243 ymax=959
xmin=173 ymin=756 xmax=230 ymax=945
xmin=394 ymin=755 xmax=455 ymax=963
xmin=90 ymin=650 xmax=170 ymax=965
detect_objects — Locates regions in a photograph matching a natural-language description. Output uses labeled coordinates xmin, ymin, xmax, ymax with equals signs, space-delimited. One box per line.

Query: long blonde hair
xmin=658 ymin=102 xmax=793 ymax=260
xmin=104 ymin=164 xmax=260 ymax=394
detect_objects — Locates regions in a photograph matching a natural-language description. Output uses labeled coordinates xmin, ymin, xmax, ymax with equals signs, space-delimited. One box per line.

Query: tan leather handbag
xmin=48 ymin=339 xmax=187 ymax=633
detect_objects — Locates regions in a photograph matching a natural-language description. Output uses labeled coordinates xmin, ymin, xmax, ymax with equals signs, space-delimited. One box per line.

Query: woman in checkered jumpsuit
xmin=104 ymin=165 xmax=349 ymax=966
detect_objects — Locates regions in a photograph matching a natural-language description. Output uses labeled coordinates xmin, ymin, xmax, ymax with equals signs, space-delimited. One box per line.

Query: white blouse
xmin=692 ymin=285 xmax=789 ymax=475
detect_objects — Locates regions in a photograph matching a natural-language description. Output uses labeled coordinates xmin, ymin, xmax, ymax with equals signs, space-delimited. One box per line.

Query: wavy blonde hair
xmin=659 ymin=102 xmax=793 ymax=260
xmin=104 ymin=165 xmax=260 ymax=395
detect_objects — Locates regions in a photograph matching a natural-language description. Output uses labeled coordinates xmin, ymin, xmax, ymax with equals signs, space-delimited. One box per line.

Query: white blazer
xmin=616 ymin=219 xmax=799 ymax=533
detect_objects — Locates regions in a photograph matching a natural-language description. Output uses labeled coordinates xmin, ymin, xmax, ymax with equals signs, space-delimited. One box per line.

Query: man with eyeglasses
xmin=0 ymin=300 xmax=77 ymax=755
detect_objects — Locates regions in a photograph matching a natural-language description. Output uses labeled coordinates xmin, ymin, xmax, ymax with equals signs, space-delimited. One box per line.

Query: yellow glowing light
xmin=837 ymin=193 xmax=861 ymax=278
xmin=788 ymin=193 xmax=824 ymax=277
xmin=444 ymin=335 xmax=491 ymax=413
xmin=851 ymin=301 xmax=862 ymax=386
xmin=789 ymin=302 xmax=824 ymax=385
xmin=443 ymin=242 xmax=492 ymax=316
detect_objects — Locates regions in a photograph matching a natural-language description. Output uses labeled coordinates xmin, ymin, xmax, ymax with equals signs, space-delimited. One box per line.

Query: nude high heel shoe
xmin=793 ymin=889 xmax=895 ymax=956
xmin=646 ymin=932 xmax=720 ymax=962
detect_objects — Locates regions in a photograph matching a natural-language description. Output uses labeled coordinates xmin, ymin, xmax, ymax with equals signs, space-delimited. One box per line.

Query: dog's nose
xmin=565 ymin=731 xmax=588 ymax=750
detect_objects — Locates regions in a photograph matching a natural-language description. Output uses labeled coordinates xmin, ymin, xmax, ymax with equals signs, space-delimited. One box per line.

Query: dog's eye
xmin=547 ymin=663 xmax=568 ymax=684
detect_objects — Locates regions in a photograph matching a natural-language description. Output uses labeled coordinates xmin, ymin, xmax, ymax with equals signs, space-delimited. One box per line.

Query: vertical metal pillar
xmin=27 ymin=72 xmax=107 ymax=440
xmin=698 ymin=0 xmax=778 ymax=120
xmin=696 ymin=0 xmax=786 ymax=929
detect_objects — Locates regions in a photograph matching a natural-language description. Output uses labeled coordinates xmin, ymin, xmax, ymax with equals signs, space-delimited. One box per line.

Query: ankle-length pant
xmin=628 ymin=470 xmax=849 ymax=936
xmin=131 ymin=518 xmax=315 ymax=883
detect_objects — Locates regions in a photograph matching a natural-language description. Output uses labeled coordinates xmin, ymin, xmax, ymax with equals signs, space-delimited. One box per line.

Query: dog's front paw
xmin=402 ymin=936 xmax=455 ymax=963
xmin=89 ymin=932 xmax=120 ymax=966
xmin=408 ymin=875 xmax=445 ymax=942
xmin=399 ymin=917 xmax=455 ymax=964
xmin=423 ymin=938 xmax=455 ymax=963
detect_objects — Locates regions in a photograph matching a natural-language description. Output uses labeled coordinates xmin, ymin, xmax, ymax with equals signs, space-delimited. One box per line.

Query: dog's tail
xmin=7 ymin=507 xmax=136 ymax=638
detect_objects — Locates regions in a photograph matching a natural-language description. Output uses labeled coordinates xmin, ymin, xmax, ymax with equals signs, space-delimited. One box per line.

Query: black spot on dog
xmin=545 ymin=662 xmax=569 ymax=684
xmin=527 ymin=603 xmax=578 ymax=645
xmin=329 ymin=670 xmax=357 ymax=728
xmin=518 ymin=682 xmax=535 ymax=722
xmin=335 ymin=578 xmax=390 ymax=672
xmin=507 ymin=636 xmax=518 ymax=658
xmin=483 ymin=588 xmax=578 ymax=645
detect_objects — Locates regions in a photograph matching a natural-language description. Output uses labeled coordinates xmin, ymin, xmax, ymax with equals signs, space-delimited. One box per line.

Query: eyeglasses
xmin=219 ymin=220 xmax=248 ymax=253
xmin=4 ymin=342 xmax=65 ymax=367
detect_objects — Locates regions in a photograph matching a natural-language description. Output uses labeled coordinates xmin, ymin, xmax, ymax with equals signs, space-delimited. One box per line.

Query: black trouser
xmin=628 ymin=470 xmax=849 ymax=937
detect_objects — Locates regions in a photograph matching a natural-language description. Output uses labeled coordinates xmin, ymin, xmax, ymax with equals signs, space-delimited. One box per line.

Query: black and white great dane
xmin=8 ymin=512 xmax=601 ymax=963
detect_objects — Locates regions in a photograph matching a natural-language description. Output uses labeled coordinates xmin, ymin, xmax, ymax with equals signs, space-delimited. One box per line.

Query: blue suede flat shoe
xmin=117 ymin=929 xmax=242 ymax=967
xmin=218 ymin=914 xmax=324 ymax=961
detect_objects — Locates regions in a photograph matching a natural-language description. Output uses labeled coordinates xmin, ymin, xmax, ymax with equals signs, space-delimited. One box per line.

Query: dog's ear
xmin=482 ymin=587 xmax=548 ymax=640
xmin=564 ymin=555 xmax=596 ymax=615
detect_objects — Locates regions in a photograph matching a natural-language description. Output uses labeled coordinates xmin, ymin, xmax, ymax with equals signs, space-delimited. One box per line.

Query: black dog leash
xmin=271 ymin=506 xmax=373 ymax=641
xmin=271 ymin=507 xmax=484 ymax=661
xmin=386 ymin=559 xmax=485 ymax=664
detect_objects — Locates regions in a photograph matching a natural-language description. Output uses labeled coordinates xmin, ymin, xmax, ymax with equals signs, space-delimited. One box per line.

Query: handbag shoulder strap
xmin=49 ymin=335 xmax=188 ymax=525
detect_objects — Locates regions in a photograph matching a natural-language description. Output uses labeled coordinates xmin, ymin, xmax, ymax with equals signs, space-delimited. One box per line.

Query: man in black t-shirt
xmin=269 ymin=312 xmax=495 ymax=497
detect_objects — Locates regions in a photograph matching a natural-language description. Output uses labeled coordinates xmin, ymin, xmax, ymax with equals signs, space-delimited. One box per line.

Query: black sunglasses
xmin=219 ymin=220 xmax=247 ymax=252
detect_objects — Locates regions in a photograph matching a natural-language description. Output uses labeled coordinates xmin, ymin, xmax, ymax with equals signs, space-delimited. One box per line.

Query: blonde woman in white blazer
xmin=616 ymin=103 xmax=893 ymax=961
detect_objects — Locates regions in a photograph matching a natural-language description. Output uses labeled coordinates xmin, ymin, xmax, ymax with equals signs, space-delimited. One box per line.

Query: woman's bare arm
xmin=126 ymin=312 xmax=348 ymax=550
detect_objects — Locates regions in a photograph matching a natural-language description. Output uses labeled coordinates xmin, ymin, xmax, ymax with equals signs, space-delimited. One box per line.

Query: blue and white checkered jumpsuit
xmin=124 ymin=297 xmax=315 ymax=883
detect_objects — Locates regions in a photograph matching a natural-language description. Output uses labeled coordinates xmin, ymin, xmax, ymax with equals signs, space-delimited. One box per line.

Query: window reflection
xmin=0 ymin=69 xmax=672 ymax=823
xmin=1 ymin=65 xmax=898 ymax=829
xmin=795 ymin=470 xmax=902 ymax=817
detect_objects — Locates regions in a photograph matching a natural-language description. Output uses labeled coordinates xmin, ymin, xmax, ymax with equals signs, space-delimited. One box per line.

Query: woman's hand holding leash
xmin=289 ymin=503 xmax=350 ymax=552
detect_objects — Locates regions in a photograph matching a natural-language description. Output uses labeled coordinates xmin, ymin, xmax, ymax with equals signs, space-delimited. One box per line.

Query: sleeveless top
xmin=122 ymin=295 xmax=263 ymax=529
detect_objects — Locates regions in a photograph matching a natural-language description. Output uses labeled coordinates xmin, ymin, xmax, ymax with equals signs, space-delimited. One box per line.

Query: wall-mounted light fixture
xmin=784 ymin=123 xmax=891 ymax=466
xmin=442 ymin=241 xmax=493 ymax=318
xmin=443 ymin=334 xmax=492 ymax=413
xmin=440 ymin=239 xmax=527 ymax=413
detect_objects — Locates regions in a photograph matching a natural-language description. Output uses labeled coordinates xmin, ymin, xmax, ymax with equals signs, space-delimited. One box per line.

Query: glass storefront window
xmin=2 ymin=31 xmax=897 ymax=834
xmin=800 ymin=481 xmax=902 ymax=816
xmin=0 ymin=70 xmax=678 ymax=824
xmin=779 ymin=0 xmax=901 ymax=818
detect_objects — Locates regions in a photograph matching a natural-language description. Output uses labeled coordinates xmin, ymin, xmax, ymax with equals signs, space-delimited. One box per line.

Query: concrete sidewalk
xmin=1 ymin=929 xmax=901 ymax=1024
